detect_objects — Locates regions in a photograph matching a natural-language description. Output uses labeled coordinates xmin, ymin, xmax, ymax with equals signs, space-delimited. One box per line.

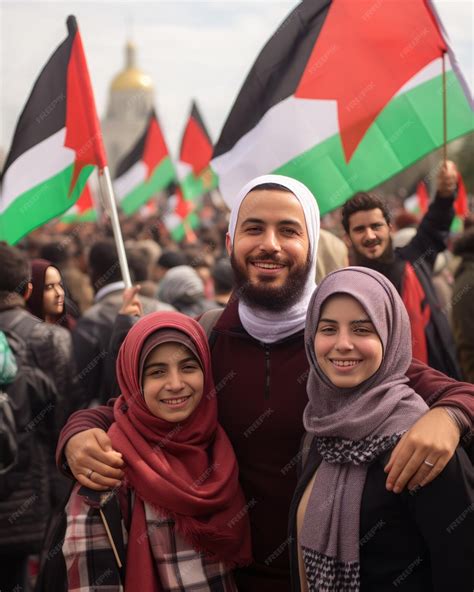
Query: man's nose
xmin=365 ymin=227 xmax=376 ymax=241
xmin=260 ymin=229 xmax=281 ymax=252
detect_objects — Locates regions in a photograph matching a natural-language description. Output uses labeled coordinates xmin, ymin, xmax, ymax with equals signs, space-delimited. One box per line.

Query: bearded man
xmin=57 ymin=175 xmax=473 ymax=592
xmin=342 ymin=161 xmax=460 ymax=379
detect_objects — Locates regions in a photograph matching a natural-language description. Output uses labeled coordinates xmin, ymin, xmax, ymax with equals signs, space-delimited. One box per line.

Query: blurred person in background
xmin=158 ymin=265 xmax=216 ymax=317
xmin=152 ymin=249 xmax=187 ymax=285
xmin=211 ymin=257 xmax=235 ymax=307
xmin=26 ymin=259 xmax=76 ymax=331
xmin=40 ymin=239 xmax=94 ymax=317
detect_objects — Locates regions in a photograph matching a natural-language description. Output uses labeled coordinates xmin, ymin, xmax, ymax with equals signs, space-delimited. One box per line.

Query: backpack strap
xmin=100 ymin=493 xmax=126 ymax=584
xmin=78 ymin=486 xmax=126 ymax=585
xmin=198 ymin=308 xmax=224 ymax=350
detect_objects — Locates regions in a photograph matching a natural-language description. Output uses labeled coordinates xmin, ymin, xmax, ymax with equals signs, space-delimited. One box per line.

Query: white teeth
xmin=161 ymin=396 xmax=190 ymax=406
xmin=253 ymin=262 xmax=284 ymax=269
xmin=331 ymin=360 xmax=360 ymax=367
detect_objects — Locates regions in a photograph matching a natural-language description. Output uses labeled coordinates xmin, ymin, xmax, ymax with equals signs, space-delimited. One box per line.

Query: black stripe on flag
xmin=212 ymin=0 xmax=330 ymax=158
xmin=190 ymin=100 xmax=212 ymax=145
xmin=114 ymin=110 xmax=155 ymax=178
xmin=2 ymin=19 xmax=76 ymax=177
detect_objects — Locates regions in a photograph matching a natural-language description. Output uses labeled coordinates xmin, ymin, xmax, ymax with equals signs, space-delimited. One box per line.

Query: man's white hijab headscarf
xmin=228 ymin=174 xmax=320 ymax=343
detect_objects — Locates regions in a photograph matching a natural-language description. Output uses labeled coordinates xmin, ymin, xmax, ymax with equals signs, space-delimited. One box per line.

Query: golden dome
xmin=111 ymin=41 xmax=154 ymax=92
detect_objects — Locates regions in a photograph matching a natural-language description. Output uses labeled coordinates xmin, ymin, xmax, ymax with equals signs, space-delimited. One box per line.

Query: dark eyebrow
xmin=144 ymin=356 xmax=198 ymax=371
xmin=241 ymin=217 xmax=304 ymax=229
xmin=241 ymin=217 xmax=265 ymax=226
xmin=318 ymin=318 xmax=372 ymax=324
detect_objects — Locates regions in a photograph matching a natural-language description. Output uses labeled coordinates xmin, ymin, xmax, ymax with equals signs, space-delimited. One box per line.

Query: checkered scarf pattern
xmin=63 ymin=485 xmax=238 ymax=592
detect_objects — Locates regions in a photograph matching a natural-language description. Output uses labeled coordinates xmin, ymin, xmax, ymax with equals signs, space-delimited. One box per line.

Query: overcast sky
xmin=1 ymin=0 xmax=472 ymax=161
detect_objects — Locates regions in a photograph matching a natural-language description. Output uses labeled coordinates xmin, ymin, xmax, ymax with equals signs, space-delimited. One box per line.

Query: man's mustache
xmin=248 ymin=253 xmax=289 ymax=265
xmin=362 ymin=239 xmax=381 ymax=248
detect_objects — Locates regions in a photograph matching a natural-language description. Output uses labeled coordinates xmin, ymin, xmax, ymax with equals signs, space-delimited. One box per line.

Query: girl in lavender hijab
xmin=289 ymin=267 xmax=473 ymax=592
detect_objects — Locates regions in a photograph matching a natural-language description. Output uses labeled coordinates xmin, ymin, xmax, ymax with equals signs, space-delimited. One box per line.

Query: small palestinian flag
xmin=114 ymin=109 xmax=175 ymax=215
xmin=0 ymin=16 xmax=106 ymax=244
xmin=162 ymin=185 xmax=199 ymax=243
xmin=178 ymin=101 xmax=218 ymax=201
xmin=61 ymin=181 xmax=96 ymax=222
xmin=212 ymin=0 xmax=473 ymax=212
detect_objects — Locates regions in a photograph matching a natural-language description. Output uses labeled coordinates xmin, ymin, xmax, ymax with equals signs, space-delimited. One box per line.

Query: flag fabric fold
xmin=113 ymin=109 xmax=176 ymax=215
xmin=212 ymin=0 xmax=474 ymax=213
xmin=0 ymin=15 xmax=106 ymax=244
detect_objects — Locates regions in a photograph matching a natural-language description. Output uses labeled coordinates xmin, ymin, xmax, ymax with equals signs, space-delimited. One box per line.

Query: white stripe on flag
xmin=113 ymin=161 xmax=147 ymax=202
xmin=1 ymin=128 xmax=74 ymax=214
xmin=176 ymin=161 xmax=192 ymax=181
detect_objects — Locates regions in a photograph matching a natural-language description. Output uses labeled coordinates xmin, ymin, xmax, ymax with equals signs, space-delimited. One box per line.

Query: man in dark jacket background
xmin=341 ymin=160 xmax=461 ymax=379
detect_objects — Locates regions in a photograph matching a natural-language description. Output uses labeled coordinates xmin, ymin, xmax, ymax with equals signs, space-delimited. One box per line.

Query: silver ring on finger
xmin=87 ymin=469 xmax=94 ymax=480
xmin=423 ymin=459 xmax=435 ymax=468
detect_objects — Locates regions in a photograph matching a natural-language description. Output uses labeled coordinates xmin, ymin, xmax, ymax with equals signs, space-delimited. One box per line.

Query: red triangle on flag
xmin=64 ymin=18 xmax=107 ymax=194
xmin=180 ymin=103 xmax=213 ymax=175
xmin=76 ymin=182 xmax=94 ymax=213
xmin=294 ymin=0 xmax=447 ymax=162
xmin=143 ymin=116 xmax=169 ymax=180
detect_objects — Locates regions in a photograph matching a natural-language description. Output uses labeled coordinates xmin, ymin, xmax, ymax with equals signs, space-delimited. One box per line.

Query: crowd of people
xmin=0 ymin=161 xmax=473 ymax=592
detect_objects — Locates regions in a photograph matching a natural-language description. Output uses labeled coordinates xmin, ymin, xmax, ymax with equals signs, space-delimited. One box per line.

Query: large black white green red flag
xmin=212 ymin=0 xmax=473 ymax=212
xmin=0 ymin=16 xmax=106 ymax=244
xmin=114 ymin=109 xmax=176 ymax=215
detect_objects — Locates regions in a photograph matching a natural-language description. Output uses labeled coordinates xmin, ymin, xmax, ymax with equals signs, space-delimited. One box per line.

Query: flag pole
xmin=442 ymin=53 xmax=447 ymax=163
xmin=98 ymin=166 xmax=132 ymax=288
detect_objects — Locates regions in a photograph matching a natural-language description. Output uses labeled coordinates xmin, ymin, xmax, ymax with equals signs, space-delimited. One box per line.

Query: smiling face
xmin=227 ymin=188 xmax=311 ymax=311
xmin=43 ymin=266 xmax=65 ymax=319
xmin=142 ymin=342 xmax=204 ymax=422
xmin=314 ymin=294 xmax=383 ymax=388
xmin=347 ymin=208 xmax=391 ymax=260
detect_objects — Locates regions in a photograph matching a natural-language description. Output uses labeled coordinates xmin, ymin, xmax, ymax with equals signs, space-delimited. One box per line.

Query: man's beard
xmin=230 ymin=251 xmax=312 ymax=312
xmin=353 ymin=236 xmax=395 ymax=267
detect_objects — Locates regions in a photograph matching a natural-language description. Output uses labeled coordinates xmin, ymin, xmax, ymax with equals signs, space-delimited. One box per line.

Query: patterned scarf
xmin=301 ymin=267 xmax=428 ymax=591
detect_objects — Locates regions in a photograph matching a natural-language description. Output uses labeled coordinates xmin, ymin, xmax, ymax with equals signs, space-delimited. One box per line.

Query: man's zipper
xmin=264 ymin=345 xmax=271 ymax=400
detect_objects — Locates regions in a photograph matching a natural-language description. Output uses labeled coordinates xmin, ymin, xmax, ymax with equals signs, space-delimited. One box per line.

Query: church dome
xmin=111 ymin=41 xmax=153 ymax=92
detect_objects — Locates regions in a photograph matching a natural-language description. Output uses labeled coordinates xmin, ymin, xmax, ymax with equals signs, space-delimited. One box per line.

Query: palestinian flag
xmin=162 ymin=185 xmax=199 ymax=243
xmin=114 ymin=109 xmax=175 ymax=215
xmin=61 ymin=181 xmax=96 ymax=222
xmin=212 ymin=0 xmax=473 ymax=212
xmin=0 ymin=16 xmax=106 ymax=244
xmin=178 ymin=101 xmax=218 ymax=201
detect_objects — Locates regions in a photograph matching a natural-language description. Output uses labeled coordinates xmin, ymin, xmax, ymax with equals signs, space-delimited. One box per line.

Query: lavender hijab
xmin=300 ymin=267 xmax=428 ymax=592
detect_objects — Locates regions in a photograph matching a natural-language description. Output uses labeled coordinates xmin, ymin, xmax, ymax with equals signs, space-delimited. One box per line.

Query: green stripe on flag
xmin=181 ymin=169 xmax=218 ymax=201
xmin=120 ymin=157 xmax=175 ymax=215
xmin=170 ymin=211 xmax=200 ymax=242
xmin=61 ymin=208 xmax=97 ymax=223
xmin=0 ymin=164 xmax=93 ymax=244
xmin=277 ymin=71 xmax=473 ymax=215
